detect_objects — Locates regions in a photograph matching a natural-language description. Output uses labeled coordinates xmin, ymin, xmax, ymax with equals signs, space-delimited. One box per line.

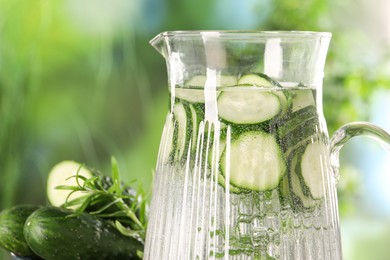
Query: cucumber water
xmin=145 ymin=74 xmax=339 ymax=260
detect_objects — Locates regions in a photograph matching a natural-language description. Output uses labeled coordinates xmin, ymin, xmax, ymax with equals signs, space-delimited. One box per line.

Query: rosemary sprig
xmin=55 ymin=157 xmax=147 ymax=242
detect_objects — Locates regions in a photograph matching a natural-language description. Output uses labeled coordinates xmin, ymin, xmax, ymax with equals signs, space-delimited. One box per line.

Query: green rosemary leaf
xmin=75 ymin=164 xmax=87 ymax=188
xmin=137 ymin=250 xmax=144 ymax=259
xmin=138 ymin=197 xmax=147 ymax=225
xmin=65 ymin=174 xmax=87 ymax=182
xmin=55 ymin=185 xmax=83 ymax=191
xmin=110 ymin=157 xmax=121 ymax=195
xmin=133 ymin=184 xmax=148 ymax=224
xmin=93 ymin=211 xmax=128 ymax=218
xmin=62 ymin=193 xmax=91 ymax=207
xmin=89 ymin=198 xmax=121 ymax=215
xmin=83 ymin=176 xmax=99 ymax=188
xmin=114 ymin=199 xmax=143 ymax=230
xmin=115 ymin=220 xmax=142 ymax=239
xmin=70 ymin=191 xmax=106 ymax=215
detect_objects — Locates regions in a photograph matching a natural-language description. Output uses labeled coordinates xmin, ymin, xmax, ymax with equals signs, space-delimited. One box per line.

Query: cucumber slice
xmin=289 ymin=151 xmax=319 ymax=209
xmin=283 ymin=135 xmax=316 ymax=163
xmin=188 ymin=104 xmax=198 ymax=152
xmin=238 ymin=73 xmax=277 ymax=87
xmin=300 ymin=141 xmax=327 ymax=199
xmin=221 ymin=131 xmax=287 ymax=191
xmin=174 ymin=75 xmax=237 ymax=103
xmin=291 ymin=89 xmax=316 ymax=112
xmin=175 ymin=88 xmax=205 ymax=103
xmin=275 ymin=90 xmax=291 ymax=118
xmin=278 ymin=175 xmax=291 ymax=207
xmin=212 ymin=139 xmax=251 ymax=194
xmin=217 ymin=75 xmax=238 ymax=87
xmin=47 ymin=161 xmax=93 ymax=208
xmin=290 ymin=170 xmax=319 ymax=209
xmin=175 ymin=75 xmax=206 ymax=103
xmin=217 ymin=173 xmax=243 ymax=194
xmin=237 ymin=73 xmax=291 ymax=118
xmin=208 ymin=138 xmax=226 ymax=167
xmin=173 ymin=102 xmax=190 ymax=160
xmin=211 ymin=139 xmax=237 ymax=194
xmin=186 ymin=75 xmax=207 ymax=87
xmin=217 ymin=90 xmax=281 ymax=124
xmin=187 ymin=75 xmax=238 ymax=87
xmin=276 ymin=106 xmax=317 ymax=139
xmin=279 ymin=116 xmax=319 ymax=152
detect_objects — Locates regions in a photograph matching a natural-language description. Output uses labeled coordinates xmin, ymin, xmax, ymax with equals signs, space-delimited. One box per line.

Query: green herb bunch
xmin=56 ymin=157 xmax=148 ymax=244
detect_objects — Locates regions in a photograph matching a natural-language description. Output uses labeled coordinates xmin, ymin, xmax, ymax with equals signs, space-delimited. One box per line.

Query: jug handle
xmin=329 ymin=121 xmax=390 ymax=184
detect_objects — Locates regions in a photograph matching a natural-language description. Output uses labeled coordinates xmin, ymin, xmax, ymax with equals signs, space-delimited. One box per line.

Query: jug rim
xmin=150 ymin=30 xmax=331 ymax=45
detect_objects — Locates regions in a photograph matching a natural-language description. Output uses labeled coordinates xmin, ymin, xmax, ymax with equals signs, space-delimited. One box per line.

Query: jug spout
xmin=149 ymin=33 xmax=166 ymax=57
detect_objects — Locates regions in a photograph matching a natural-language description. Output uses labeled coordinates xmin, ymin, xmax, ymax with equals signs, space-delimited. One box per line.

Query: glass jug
xmin=144 ymin=31 xmax=390 ymax=260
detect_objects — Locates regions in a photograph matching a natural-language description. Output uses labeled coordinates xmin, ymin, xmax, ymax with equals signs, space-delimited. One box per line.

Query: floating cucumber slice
xmin=238 ymin=73 xmax=277 ymax=87
xmin=279 ymin=116 xmax=319 ymax=152
xmin=299 ymin=141 xmax=327 ymax=200
xmin=221 ymin=131 xmax=286 ymax=191
xmin=188 ymin=104 xmax=199 ymax=152
xmin=217 ymin=75 xmax=238 ymax=87
xmin=289 ymin=150 xmax=320 ymax=209
xmin=175 ymin=88 xmax=206 ymax=103
xmin=186 ymin=75 xmax=238 ymax=88
xmin=291 ymin=89 xmax=316 ymax=112
xmin=173 ymin=75 xmax=237 ymax=103
xmin=278 ymin=175 xmax=291 ymax=206
xmin=237 ymin=73 xmax=291 ymax=117
xmin=276 ymin=105 xmax=318 ymax=139
xmin=217 ymin=90 xmax=281 ymax=124
xmin=173 ymin=102 xmax=191 ymax=160
xmin=217 ymin=173 xmax=243 ymax=194
xmin=186 ymin=75 xmax=207 ymax=87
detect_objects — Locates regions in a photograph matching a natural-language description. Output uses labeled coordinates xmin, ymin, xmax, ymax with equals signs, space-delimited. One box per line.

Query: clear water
xmin=144 ymin=87 xmax=342 ymax=260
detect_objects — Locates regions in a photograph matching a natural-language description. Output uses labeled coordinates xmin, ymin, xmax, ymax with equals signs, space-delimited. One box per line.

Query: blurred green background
xmin=0 ymin=0 xmax=389 ymax=259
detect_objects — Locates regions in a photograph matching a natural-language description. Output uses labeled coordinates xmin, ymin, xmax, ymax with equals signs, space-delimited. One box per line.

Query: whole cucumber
xmin=24 ymin=207 xmax=143 ymax=260
xmin=0 ymin=205 xmax=41 ymax=259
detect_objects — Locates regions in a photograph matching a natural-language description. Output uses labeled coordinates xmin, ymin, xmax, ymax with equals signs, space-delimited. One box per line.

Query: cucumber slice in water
xmin=174 ymin=75 xmax=237 ymax=103
xmin=217 ymin=75 xmax=238 ymax=86
xmin=276 ymin=91 xmax=291 ymax=118
xmin=175 ymin=88 xmax=206 ymax=103
xmin=279 ymin=175 xmax=291 ymax=206
xmin=238 ymin=73 xmax=291 ymax=118
xmin=217 ymin=90 xmax=281 ymax=124
xmin=186 ymin=75 xmax=207 ymax=87
xmin=188 ymin=104 xmax=199 ymax=152
xmin=221 ymin=131 xmax=286 ymax=191
xmin=279 ymin=116 xmax=319 ymax=153
xmin=217 ymin=173 xmax=243 ymax=194
xmin=289 ymin=150 xmax=319 ymax=209
xmin=291 ymin=89 xmax=316 ymax=112
xmin=300 ymin=141 xmax=327 ymax=199
xmin=212 ymin=139 xmax=242 ymax=194
xmin=173 ymin=102 xmax=190 ymax=160
xmin=276 ymin=105 xmax=317 ymax=139
xmin=174 ymin=75 xmax=206 ymax=103
xmin=238 ymin=73 xmax=277 ymax=87
xmin=187 ymin=75 xmax=238 ymax=87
